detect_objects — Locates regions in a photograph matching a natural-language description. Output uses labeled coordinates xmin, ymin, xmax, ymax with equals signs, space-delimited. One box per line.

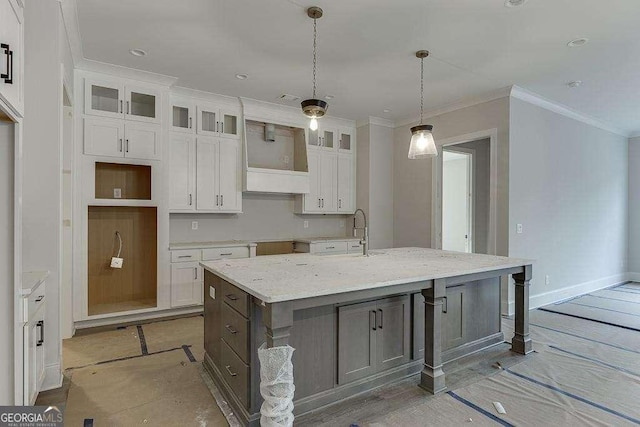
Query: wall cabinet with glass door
xmin=0 ymin=0 xmax=24 ymax=115
xmin=85 ymin=79 xmax=161 ymax=124
xmin=170 ymin=98 xmax=242 ymax=140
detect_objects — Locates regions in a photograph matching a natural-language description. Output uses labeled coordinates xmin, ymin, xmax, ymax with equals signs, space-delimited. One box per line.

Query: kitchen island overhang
xmin=201 ymin=247 xmax=533 ymax=426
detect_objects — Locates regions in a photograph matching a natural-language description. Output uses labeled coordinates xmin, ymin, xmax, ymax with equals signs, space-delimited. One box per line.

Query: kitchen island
xmin=201 ymin=248 xmax=532 ymax=426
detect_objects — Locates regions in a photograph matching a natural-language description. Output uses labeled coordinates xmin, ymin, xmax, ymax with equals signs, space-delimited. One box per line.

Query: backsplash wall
xmin=170 ymin=193 xmax=351 ymax=243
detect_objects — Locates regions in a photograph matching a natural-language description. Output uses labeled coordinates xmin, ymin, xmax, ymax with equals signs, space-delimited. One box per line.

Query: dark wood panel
xmin=338 ymin=300 xmax=377 ymax=384
xmin=221 ymin=340 xmax=250 ymax=409
xmin=222 ymin=281 xmax=251 ymax=318
xmin=222 ymin=302 xmax=251 ymax=364
xmin=88 ymin=206 xmax=157 ymax=315
xmin=255 ymin=241 xmax=295 ymax=256
xmin=204 ymin=270 xmax=222 ymax=365
xmin=377 ymin=295 xmax=411 ymax=371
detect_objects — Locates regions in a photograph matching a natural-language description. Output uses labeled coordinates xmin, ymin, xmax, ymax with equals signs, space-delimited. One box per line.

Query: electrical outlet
xmin=340 ymin=219 xmax=345 ymax=228
xmin=516 ymin=223 xmax=523 ymax=234
xmin=209 ymin=285 xmax=215 ymax=299
xmin=303 ymin=220 xmax=309 ymax=229
xmin=113 ymin=188 xmax=122 ymax=199
xmin=191 ymin=221 xmax=198 ymax=230
xmin=283 ymin=155 xmax=290 ymax=164
xmin=545 ymin=275 xmax=550 ymax=285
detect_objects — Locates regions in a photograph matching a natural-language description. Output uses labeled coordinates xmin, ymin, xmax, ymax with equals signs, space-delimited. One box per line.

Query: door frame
xmin=431 ymin=128 xmax=497 ymax=255
xmin=441 ymin=148 xmax=474 ymax=253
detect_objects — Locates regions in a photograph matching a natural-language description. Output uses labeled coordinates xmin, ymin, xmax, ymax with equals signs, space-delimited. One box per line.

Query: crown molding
xmin=509 ymin=86 xmax=630 ymax=137
xmin=628 ymin=132 xmax=640 ymax=139
xmin=357 ymin=116 xmax=394 ymax=128
xmin=76 ymin=59 xmax=178 ymax=86
xmin=394 ymin=87 xmax=512 ymax=128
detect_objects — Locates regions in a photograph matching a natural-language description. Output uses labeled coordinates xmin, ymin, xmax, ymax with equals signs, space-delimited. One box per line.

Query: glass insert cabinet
xmin=85 ymin=79 xmax=161 ymax=124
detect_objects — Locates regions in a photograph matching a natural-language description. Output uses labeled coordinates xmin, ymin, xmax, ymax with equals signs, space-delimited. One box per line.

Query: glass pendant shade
xmin=408 ymin=125 xmax=437 ymax=159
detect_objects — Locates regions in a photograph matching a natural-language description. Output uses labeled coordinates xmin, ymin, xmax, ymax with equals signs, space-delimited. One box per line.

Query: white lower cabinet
xmin=84 ymin=118 xmax=160 ymax=160
xmin=23 ymin=282 xmax=46 ymax=405
xmin=169 ymin=132 xmax=241 ymax=213
xmin=170 ymin=262 xmax=203 ymax=308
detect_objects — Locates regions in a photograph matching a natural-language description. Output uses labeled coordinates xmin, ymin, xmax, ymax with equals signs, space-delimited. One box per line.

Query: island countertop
xmin=200 ymin=247 xmax=532 ymax=303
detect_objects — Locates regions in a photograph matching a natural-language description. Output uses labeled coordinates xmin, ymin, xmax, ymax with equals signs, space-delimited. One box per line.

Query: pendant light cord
xmin=420 ymin=56 xmax=424 ymax=125
xmin=312 ymin=17 xmax=317 ymax=98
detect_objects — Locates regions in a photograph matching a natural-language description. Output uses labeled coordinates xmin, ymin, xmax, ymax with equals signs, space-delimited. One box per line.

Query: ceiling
xmin=74 ymin=0 xmax=640 ymax=134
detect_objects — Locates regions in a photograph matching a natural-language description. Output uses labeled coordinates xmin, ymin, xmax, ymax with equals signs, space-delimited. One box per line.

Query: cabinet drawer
xmin=313 ymin=241 xmax=348 ymax=254
xmin=25 ymin=283 xmax=46 ymax=323
xmin=347 ymin=242 xmax=363 ymax=253
xmin=221 ymin=340 xmax=250 ymax=409
xmin=171 ymin=249 xmax=201 ymax=263
xmin=222 ymin=303 xmax=250 ymax=364
xmin=222 ymin=281 xmax=251 ymax=318
xmin=202 ymin=246 xmax=249 ymax=261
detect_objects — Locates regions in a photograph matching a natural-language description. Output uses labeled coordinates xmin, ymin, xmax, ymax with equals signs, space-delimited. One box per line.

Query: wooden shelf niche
xmin=95 ymin=162 xmax=151 ymax=200
xmin=88 ymin=206 xmax=157 ymax=316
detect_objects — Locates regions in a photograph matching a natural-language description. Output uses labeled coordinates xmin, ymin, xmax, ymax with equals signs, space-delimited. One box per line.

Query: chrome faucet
xmin=353 ymin=208 xmax=369 ymax=256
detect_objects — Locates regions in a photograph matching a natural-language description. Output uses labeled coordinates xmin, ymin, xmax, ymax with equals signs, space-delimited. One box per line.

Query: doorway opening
xmin=433 ymin=131 xmax=495 ymax=255
xmin=442 ymin=150 xmax=473 ymax=252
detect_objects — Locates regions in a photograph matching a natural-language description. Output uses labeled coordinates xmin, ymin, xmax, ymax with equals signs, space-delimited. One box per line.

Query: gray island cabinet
xmin=201 ymin=248 xmax=532 ymax=426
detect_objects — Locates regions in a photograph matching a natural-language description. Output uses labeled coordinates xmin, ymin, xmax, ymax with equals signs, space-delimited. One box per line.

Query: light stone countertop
xmin=20 ymin=270 xmax=49 ymax=297
xmin=169 ymin=236 xmax=359 ymax=250
xmin=201 ymin=247 xmax=532 ymax=303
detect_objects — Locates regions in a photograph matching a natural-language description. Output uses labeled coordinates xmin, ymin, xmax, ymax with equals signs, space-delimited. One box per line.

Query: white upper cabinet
xmin=0 ymin=0 xmax=24 ymax=115
xmin=195 ymin=137 xmax=218 ymax=210
xmin=197 ymin=103 xmax=241 ymax=139
xmin=337 ymin=153 xmax=354 ymax=213
xmin=320 ymin=152 xmax=338 ymax=212
xmin=84 ymin=118 xmax=160 ymax=160
xmin=169 ymin=133 xmax=196 ymax=211
xmin=85 ymin=79 xmax=161 ymax=124
xmin=307 ymin=125 xmax=337 ymax=150
xmin=304 ymin=150 xmax=321 ymax=212
xmin=171 ymin=97 xmax=195 ymax=134
xmin=217 ymin=139 xmax=241 ymax=211
xmin=339 ymin=128 xmax=355 ymax=153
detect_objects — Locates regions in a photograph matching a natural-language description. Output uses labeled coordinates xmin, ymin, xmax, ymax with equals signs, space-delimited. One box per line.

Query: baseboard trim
xmin=41 ymin=363 xmax=62 ymax=392
xmin=74 ymin=306 xmax=203 ymax=330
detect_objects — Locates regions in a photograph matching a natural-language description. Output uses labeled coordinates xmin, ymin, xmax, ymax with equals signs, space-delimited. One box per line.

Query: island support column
xmin=512 ymin=265 xmax=533 ymax=355
xmin=420 ymin=279 xmax=446 ymax=394
xmin=263 ymin=301 xmax=294 ymax=347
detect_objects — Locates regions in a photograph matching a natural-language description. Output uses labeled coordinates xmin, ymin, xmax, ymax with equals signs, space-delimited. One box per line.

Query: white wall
xmin=356 ymin=121 xmax=394 ymax=249
xmin=393 ymin=97 xmax=510 ymax=256
xmin=170 ymin=193 xmax=349 ymax=243
xmin=626 ymin=137 xmax=640 ymax=273
xmin=0 ymin=122 xmax=15 ymax=404
xmin=23 ymin=0 xmax=64 ymax=390
xmin=509 ymin=97 xmax=628 ymax=310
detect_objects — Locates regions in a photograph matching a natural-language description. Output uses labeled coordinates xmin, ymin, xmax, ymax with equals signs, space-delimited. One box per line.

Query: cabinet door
xmin=320 ymin=152 xmax=337 ymax=212
xmin=124 ymin=123 xmax=161 ymax=160
xmin=204 ymin=271 xmax=222 ymax=364
xmin=85 ymin=79 xmax=124 ymax=119
xmin=23 ymin=323 xmax=35 ymax=404
xmin=0 ymin=0 xmax=23 ymax=113
xmin=376 ymin=296 xmax=411 ymax=372
xmin=304 ymin=150 xmax=322 ymax=212
xmin=170 ymin=262 xmax=202 ymax=307
xmin=196 ymin=137 xmax=219 ymax=210
xmin=320 ymin=127 xmax=337 ymax=150
xmin=307 ymin=127 xmax=321 ymax=148
xmin=171 ymin=99 xmax=195 ymax=133
xmin=35 ymin=312 xmax=45 ymax=391
xmin=218 ymin=140 xmax=241 ymax=212
xmin=338 ymin=300 xmax=377 ymax=384
xmin=442 ymin=285 xmax=468 ymax=351
xmin=219 ymin=108 xmax=241 ymax=139
xmin=125 ymin=85 xmax=161 ymax=124
xmin=196 ymin=104 xmax=219 ymax=136
xmin=84 ymin=118 xmax=124 ymax=157
xmin=339 ymin=128 xmax=355 ymax=153
xmin=169 ymin=133 xmax=195 ymax=211
xmin=337 ymin=153 xmax=354 ymax=213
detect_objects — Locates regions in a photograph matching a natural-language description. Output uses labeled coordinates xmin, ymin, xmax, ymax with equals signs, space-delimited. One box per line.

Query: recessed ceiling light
xmin=383 ymin=109 xmax=391 ymax=113
xmin=325 ymin=95 xmax=335 ymax=100
xmin=235 ymin=73 xmax=248 ymax=80
xmin=567 ymin=80 xmax=583 ymax=88
xmin=504 ymin=0 xmax=528 ymax=7
xmin=129 ymin=49 xmax=147 ymax=57
xmin=567 ymin=38 xmax=589 ymax=47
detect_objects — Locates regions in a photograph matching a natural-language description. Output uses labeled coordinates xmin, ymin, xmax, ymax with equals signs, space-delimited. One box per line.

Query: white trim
xmin=395 ymin=87 xmax=512 ymax=128
xmin=357 ymin=116 xmax=394 ymax=128
xmin=42 ymin=364 xmax=63 ymax=392
xmin=75 ymin=306 xmax=203 ymax=329
xmin=629 ymin=133 xmax=640 ymax=140
xmin=627 ymin=272 xmax=640 ymax=282
xmin=510 ymin=86 xmax=630 ymax=137
xmin=431 ymin=129 xmax=498 ymax=258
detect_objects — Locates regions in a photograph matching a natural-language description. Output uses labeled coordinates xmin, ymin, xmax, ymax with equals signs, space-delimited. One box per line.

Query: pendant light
xmin=408 ymin=50 xmax=437 ymax=159
xmin=301 ymin=6 xmax=327 ymax=131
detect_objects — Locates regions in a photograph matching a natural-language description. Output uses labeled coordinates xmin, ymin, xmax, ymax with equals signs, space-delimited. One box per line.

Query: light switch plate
xmin=304 ymin=220 xmax=309 ymax=229
xmin=113 ymin=188 xmax=122 ymax=199
xmin=209 ymin=286 xmax=215 ymax=299
xmin=192 ymin=221 xmax=198 ymax=230
xmin=516 ymin=223 xmax=523 ymax=234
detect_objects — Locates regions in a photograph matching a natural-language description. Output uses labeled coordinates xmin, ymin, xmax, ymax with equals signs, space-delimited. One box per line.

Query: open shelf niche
xmin=87 ymin=206 xmax=157 ymax=316
xmin=244 ymin=119 xmax=310 ymax=193
xmin=95 ymin=162 xmax=152 ymax=200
